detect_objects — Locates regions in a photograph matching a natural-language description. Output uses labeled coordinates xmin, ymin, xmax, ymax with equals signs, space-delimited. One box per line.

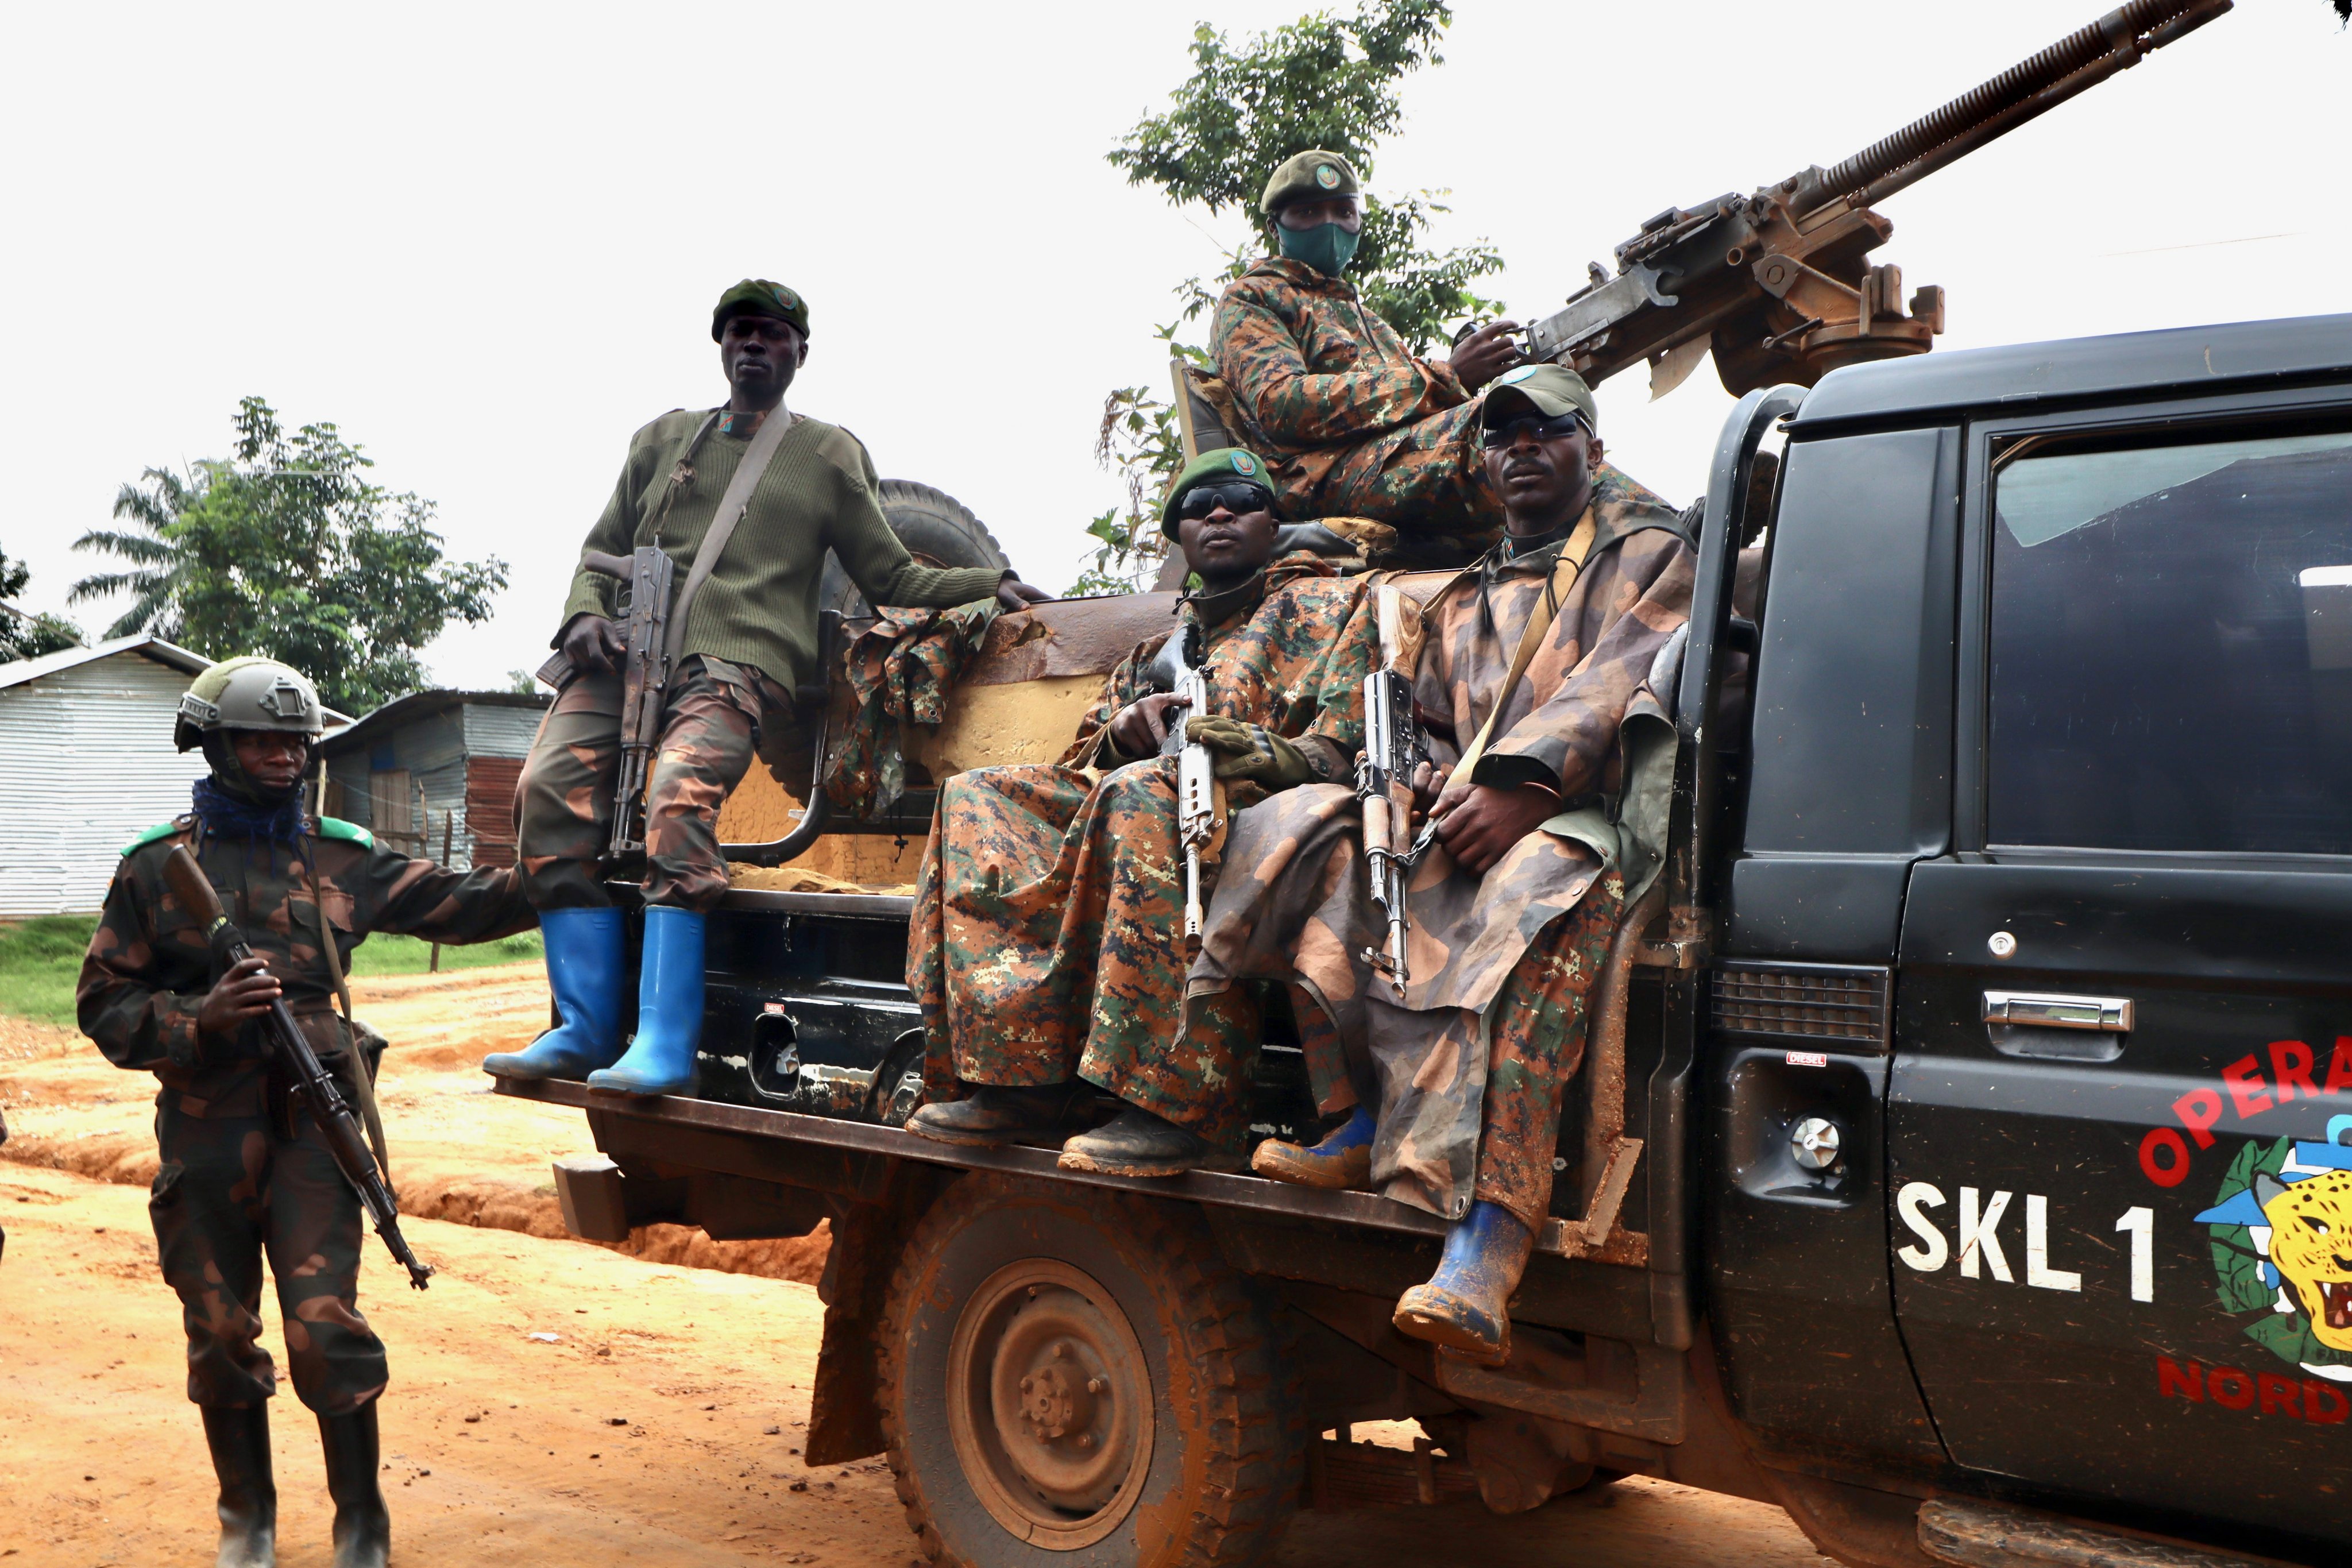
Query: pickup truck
xmin=494 ymin=310 xmax=2352 ymax=1568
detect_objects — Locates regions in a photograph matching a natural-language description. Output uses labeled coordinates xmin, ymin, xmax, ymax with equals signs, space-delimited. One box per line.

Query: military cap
xmin=1160 ymin=447 xmax=1276 ymax=538
xmin=1479 ymin=362 xmax=1600 ymax=433
xmin=711 ymin=279 xmax=809 ymax=342
xmin=1259 ymin=150 xmax=1361 ymax=215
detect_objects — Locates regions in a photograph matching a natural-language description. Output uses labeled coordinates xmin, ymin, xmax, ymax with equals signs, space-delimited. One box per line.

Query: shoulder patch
xmin=316 ymin=817 xmax=374 ymax=848
xmin=120 ymin=820 xmax=186 ymax=856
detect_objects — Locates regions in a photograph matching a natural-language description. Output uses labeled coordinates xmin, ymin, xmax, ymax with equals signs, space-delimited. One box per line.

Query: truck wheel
xmin=869 ymin=1030 xmax=926 ymax=1127
xmin=879 ymin=1172 xmax=1303 ymax=1567
xmin=823 ymin=480 xmax=1014 ymax=620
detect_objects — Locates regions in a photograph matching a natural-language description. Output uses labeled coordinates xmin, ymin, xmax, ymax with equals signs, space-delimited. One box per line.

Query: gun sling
xmin=661 ymin=403 xmax=801 ymax=671
xmin=1448 ymin=508 xmax=1598 ymax=780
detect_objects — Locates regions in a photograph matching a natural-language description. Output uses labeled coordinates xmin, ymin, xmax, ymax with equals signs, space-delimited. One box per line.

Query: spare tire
xmin=822 ymin=479 xmax=1013 ymax=619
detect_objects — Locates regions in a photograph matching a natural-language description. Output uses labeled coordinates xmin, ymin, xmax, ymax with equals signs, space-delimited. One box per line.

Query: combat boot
xmin=904 ymin=1082 xmax=1095 ymax=1148
xmin=586 ymin=905 xmax=704 ymax=1098
xmin=1392 ymin=1200 xmax=1534 ymax=1365
xmin=318 ymin=1404 xmax=390 ymax=1568
xmin=1058 ymin=1104 xmax=1215 ymax=1178
xmin=200 ymin=1404 xmax=276 ymax=1568
xmin=482 ymin=906 xmax=626 ymax=1080
xmin=1249 ymin=1104 xmax=1375 ymax=1189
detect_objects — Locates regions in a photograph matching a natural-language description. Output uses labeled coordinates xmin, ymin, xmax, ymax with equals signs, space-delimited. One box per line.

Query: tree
xmin=0 ymin=546 xmax=84 ymax=663
xmin=1073 ymin=0 xmax=1503 ymax=590
xmin=73 ymin=397 xmax=507 ymax=715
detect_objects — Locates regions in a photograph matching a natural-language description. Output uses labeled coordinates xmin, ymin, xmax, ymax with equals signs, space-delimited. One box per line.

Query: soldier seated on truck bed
xmin=1211 ymin=149 xmax=1674 ymax=565
xmin=1191 ymin=366 xmax=1694 ymax=1364
xmin=904 ymin=448 xmax=1378 ymax=1177
xmin=484 ymin=279 xmax=1049 ymax=1102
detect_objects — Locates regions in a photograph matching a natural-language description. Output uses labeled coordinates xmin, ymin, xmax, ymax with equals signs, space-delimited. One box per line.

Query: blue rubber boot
xmin=1392 ymin=1200 xmax=1534 ymax=1365
xmin=1249 ymin=1104 xmax=1376 ymax=1189
xmin=482 ymin=907 xmax=626 ymax=1081
xmin=586 ymin=906 xmax=705 ymax=1098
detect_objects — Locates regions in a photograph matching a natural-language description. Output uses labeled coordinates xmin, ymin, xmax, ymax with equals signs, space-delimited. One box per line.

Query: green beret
xmin=1160 ymin=448 xmax=1276 ymax=538
xmin=1259 ymin=150 xmax=1361 ymax=216
xmin=1479 ymin=362 xmax=1600 ymax=432
xmin=711 ymin=279 xmax=809 ymax=342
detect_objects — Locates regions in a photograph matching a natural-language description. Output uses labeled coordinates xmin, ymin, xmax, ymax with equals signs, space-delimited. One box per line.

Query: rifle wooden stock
xmin=160 ymin=846 xmax=434 ymax=1291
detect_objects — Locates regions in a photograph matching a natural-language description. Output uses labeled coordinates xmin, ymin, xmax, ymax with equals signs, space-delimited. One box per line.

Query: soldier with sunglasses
xmin=904 ymin=449 xmax=1380 ymax=1176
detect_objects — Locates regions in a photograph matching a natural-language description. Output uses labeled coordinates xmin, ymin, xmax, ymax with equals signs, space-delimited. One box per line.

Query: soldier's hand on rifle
xmin=1109 ymin=692 xmax=1189 ymax=759
xmin=1446 ymin=320 xmax=1525 ymax=393
xmin=1410 ymin=759 xmax=1451 ymax=813
xmin=1430 ymin=779 xmax=1559 ymax=875
xmin=559 ymin=613 xmax=628 ymax=675
xmin=997 ymin=575 xmax=1052 ymax=613
xmin=1189 ymin=718 xmax=1315 ymax=788
xmin=196 ymin=955 xmax=281 ymax=1042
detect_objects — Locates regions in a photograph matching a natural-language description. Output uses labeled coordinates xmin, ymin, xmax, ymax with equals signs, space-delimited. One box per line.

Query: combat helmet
xmin=174 ymin=656 xmax=326 ymax=752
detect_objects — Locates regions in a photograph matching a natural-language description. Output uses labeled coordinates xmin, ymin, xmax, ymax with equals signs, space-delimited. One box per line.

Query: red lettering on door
xmin=2260 ymin=1372 xmax=2304 ymax=1418
xmin=2173 ymin=1087 xmax=2224 ymax=1151
xmin=2210 ymin=1367 xmax=2256 ymax=1410
xmin=2222 ymin=1057 xmax=2275 ymax=1119
xmin=2139 ymin=1128 xmax=2191 ymax=1188
xmin=2270 ymin=1041 xmax=2319 ymax=1104
xmin=2158 ymin=1357 xmax=2205 ymax=1401
xmin=2327 ymin=1037 xmax=2352 ymax=1096
xmin=2305 ymin=1380 xmax=2351 ymax=1425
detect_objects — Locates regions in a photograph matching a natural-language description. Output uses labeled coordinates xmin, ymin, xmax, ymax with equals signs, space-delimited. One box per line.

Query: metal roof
xmin=1792 ymin=313 xmax=2352 ymax=428
xmin=0 ymin=634 xmax=212 ymax=691
xmin=318 ymin=687 xmax=549 ymax=756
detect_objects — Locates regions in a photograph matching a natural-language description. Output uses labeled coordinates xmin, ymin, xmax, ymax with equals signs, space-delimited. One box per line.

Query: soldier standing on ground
xmin=486 ymin=280 xmax=1048 ymax=1100
xmin=903 ymin=449 xmax=1378 ymax=1175
xmin=1189 ymin=366 xmax=1694 ymax=1363
xmin=78 ymin=657 xmax=535 ymax=1568
xmin=1211 ymin=150 xmax=1671 ymax=564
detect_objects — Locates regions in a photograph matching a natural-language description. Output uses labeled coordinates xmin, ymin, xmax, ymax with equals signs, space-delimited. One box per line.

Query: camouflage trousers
xmin=910 ymin=757 xmax=1263 ymax=1150
xmin=1304 ymin=400 xmax=1503 ymax=562
xmin=147 ymin=1099 xmax=385 ymax=1413
xmin=516 ymin=655 xmax=793 ymax=913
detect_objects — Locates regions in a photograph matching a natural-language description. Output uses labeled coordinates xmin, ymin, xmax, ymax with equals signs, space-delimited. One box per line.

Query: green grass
xmin=0 ymin=915 xmax=540 ymax=1025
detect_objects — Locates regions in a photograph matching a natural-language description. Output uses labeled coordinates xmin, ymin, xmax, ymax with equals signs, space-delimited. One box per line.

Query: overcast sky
xmin=1 ymin=0 xmax=2342 ymax=689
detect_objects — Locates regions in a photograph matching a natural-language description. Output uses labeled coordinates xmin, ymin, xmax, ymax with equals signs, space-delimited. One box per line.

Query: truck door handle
xmin=1981 ymin=991 xmax=2134 ymax=1032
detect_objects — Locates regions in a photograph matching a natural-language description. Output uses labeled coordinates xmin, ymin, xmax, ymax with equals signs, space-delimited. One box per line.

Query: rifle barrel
xmin=1798 ymin=0 xmax=2229 ymax=213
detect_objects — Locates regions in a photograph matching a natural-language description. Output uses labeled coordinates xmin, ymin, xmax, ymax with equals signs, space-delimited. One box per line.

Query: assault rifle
xmin=161 ymin=846 xmax=434 ymax=1291
xmin=534 ymin=546 xmax=676 ymax=862
xmin=1357 ymin=587 xmax=1435 ymax=997
xmin=1521 ymin=0 xmax=2233 ymax=399
xmin=1150 ymin=624 xmax=1219 ymax=949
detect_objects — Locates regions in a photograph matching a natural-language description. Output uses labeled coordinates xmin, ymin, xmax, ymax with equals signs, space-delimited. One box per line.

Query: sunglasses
xmin=1480 ymin=411 xmax=1589 ymax=449
xmin=1176 ymin=482 xmax=1275 ymax=520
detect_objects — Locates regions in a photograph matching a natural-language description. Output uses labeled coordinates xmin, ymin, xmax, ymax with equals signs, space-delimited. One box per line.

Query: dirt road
xmin=0 ymin=968 xmax=1836 ymax=1568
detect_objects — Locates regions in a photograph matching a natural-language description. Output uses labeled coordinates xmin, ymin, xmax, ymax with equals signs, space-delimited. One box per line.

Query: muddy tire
xmin=822 ymin=480 xmax=1013 ymax=620
xmin=878 ymin=1172 xmax=1304 ymax=1567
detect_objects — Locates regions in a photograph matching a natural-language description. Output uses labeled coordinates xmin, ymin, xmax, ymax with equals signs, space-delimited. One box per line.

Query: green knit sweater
xmin=559 ymin=408 xmax=1007 ymax=692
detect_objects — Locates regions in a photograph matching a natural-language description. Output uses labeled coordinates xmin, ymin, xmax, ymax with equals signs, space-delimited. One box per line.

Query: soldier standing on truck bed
xmin=903 ymin=448 xmax=1379 ymax=1176
xmin=1190 ymin=366 xmax=1694 ymax=1364
xmin=485 ymin=280 xmax=1049 ymax=1100
xmin=78 ymin=658 xmax=535 ymax=1568
xmin=1211 ymin=150 xmax=1673 ymax=564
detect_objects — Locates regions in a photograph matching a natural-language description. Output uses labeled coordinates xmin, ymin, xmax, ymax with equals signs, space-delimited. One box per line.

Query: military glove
xmin=1187 ymin=717 xmax=1316 ymax=789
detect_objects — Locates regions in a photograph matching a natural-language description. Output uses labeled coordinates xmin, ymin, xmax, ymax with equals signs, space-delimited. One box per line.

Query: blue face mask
xmin=1277 ymin=220 xmax=1360 ymax=279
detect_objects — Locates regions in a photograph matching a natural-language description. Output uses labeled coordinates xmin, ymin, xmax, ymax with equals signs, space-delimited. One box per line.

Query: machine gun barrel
xmin=161 ymin=847 xmax=434 ymax=1291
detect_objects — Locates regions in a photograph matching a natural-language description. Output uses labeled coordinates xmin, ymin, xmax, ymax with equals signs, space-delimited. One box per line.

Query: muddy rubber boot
xmin=201 ymin=1404 xmax=276 ymax=1568
xmin=1250 ymin=1104 xmax=1375 ymax=1189
xmin=1392 ymin=1200 xmax=1534 ymax=1365
xmin=586 ymin=906 xmax=704 ymax=1098
xmin=482 ymin=906 xmax=626 ymax=1080
xmin=1058 ymin=1104 xmax=1213 ymax=1177
xmin=904 ymin=1082 xmax=1093 ymax=1148
xmin=319 ymin=1404 xmax=390 ymax=1568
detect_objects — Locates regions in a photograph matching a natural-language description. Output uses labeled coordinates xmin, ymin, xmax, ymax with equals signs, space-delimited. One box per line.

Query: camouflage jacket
xmin=1064 ymin=551 xmax=1376 ymax=785
xmin=1211 ymin=257 xmax=1469 ymax=514
xmin=79 ymin=817 xmax=535 ymax=1120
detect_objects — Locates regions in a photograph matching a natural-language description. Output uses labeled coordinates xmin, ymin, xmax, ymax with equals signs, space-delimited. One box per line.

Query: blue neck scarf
xmin=191 ymin=775 xmax=310 ymax=844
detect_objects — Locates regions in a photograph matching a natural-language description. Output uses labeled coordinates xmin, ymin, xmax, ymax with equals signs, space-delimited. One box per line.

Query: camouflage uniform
xmin=1211 ymin=257 xmax=1669 ymax=562
xmin=517 ymin=655 xmax=803 ymax=912
xmin=910 ymin=555 xmax=1376 ymax=1149
xmin=79 ymin=818 xmax=532 ymax=1411
xmin=1189 ymin=498 xmax=1694 ymax=1230
xmin=822 ymin=600 xmax=1002 ymax=818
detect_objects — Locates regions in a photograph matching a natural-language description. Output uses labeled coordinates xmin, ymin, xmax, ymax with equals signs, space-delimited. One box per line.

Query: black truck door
xmin=1887 ymin=395 xmax=2352 ymax=1547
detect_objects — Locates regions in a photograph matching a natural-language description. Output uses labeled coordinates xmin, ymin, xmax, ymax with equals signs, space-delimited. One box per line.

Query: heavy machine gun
xmin=1523 ymin=0 xmax=2233 ymax=399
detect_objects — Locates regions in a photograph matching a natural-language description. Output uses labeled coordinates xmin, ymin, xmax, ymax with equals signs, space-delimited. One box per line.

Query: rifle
xmin=1521 ymin=0 xmax=2232 ymax=400
xmin=534 ymin=546 xmax=676 ymax=862
xmin=1356 ymin=586 xmax=1435 ymax=997
xmin=161 ymin=846 xmax=434 ymax=1291
xmin=1150 ymin=623 xmax=1220 ymax=949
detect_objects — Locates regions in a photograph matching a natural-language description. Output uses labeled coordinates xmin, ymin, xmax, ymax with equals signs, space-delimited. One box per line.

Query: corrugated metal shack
xmin=317 ymin=690 xmax=548 ymax=870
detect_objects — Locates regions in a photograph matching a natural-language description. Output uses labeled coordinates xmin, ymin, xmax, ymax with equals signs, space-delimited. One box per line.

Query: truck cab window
xmin=1987 ymin=428 xmax=2352 ymax=854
